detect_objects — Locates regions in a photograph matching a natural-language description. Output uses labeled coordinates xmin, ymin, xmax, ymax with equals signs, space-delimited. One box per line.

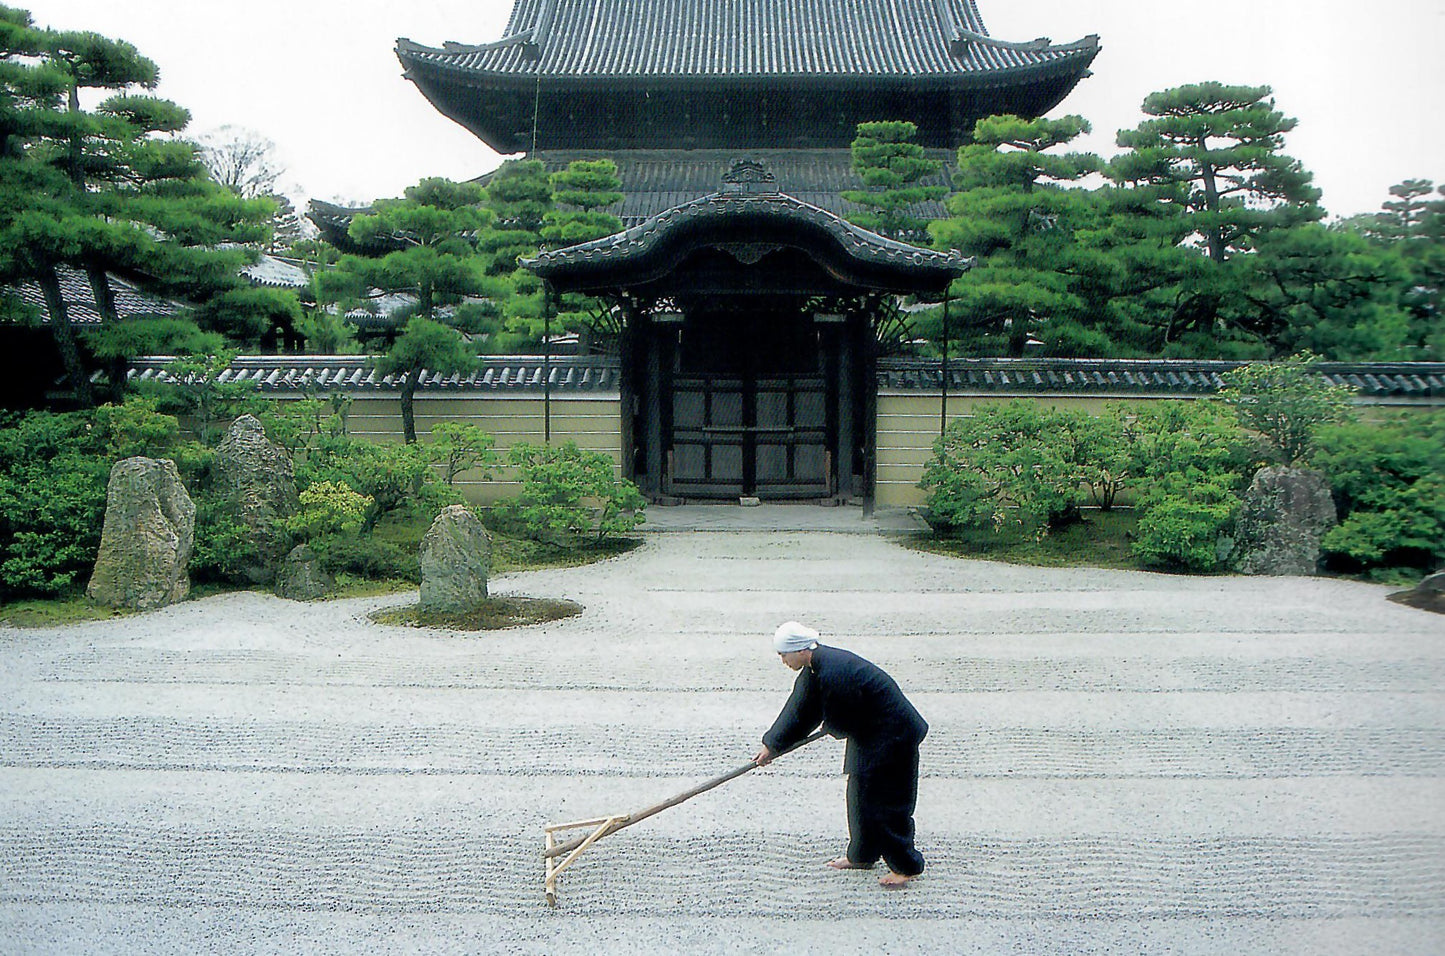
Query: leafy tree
xmin=0 ymin=7 xmax=279 ymax=404
xmin=480 ymin=158 xmax=553 ymax=273
xmin=928 ymin=115 xmax=1104 ymax=355
xmin=1216 ymin=353 xmax=1357 ymax=466
xmin=1112 ymin=83 xmax=1322 ymax=265
xmin=492 ymin=441 xmax=645 ymax=544
xmin=1242 ymin=225 xmax=1413 ymax=359
xmin=1109 ymin=83 xmax=1323 ymax=351
xmin=522 ymin=159 xmax=625 ymax=348
xmin=344 ymin=177 xmax=493 ymax=320
xmin=843 ymin=120 xmax=946 ymax=243
xmin=374 ymin=316 xmax=479 ymax=445
xmin=424 ymin=421 xmax=499 ymax=487
xmin=541 ymin=159 xmax=622 ymax=249
xmin=1341 ymin=179 xmax=1445 ymax=361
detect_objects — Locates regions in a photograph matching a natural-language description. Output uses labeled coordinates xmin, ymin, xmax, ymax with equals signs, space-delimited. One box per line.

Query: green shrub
xmin=285 ymin=481 xmax=373 ymax=541
xmin=0 ymin=413 xmax=115 ymax=597
xmin=190 ymin=500 xmax=277 ymax=584
xmin=1119 ymin=401 xmax=1253 ymax=571
xmin=311 ymin=532 xmax=418 ymax=582
xmin=1315 ymin=412 xmax=1445 ymax=572
xmin=492 ymin=441 xmax=645 ymax=544
xmin=424 ymin=421 xmax=500 ymax=487
xmin=1217 ymin=352 xmax=1357 ymax=465
xmin=298 ymin=434 xmax=435 ymax=528
xmin=920 ymin=401 xmax=1096 ymax=532
xmin=1131 ymin=471 xmax=1242 ymax=572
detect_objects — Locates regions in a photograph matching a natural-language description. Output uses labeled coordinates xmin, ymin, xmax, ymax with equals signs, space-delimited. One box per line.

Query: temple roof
xmin=524 ymin=175 xmax=971 ymax=295
xmin=5 ymin=265 xmax=182 ymax=326
xmin=397 ymin=0 xmax=1099 ymax=152
xmin=398 ymin=0 xmax=1097 ymax=81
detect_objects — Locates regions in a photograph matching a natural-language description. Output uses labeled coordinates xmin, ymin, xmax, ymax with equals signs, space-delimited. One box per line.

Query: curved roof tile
xmin=399 ymin=0 xmax=1097 ymax=80
xmin=524 ymin=188 xmax=971 ymax=282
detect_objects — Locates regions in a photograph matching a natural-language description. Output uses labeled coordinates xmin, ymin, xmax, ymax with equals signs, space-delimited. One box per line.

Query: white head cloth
xmin=773 ymin=621 xmax=819 ymax=654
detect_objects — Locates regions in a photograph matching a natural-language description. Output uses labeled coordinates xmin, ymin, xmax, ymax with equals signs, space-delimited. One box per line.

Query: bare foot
xmin=826 ymin=856 xmax=872 ymax=870
xmin=879 ymin=871 xmax=917 ymax=888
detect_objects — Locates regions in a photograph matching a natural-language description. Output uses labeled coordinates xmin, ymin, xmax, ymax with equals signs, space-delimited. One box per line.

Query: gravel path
xmin=2 ymin=529 xmax=1444 ymax=954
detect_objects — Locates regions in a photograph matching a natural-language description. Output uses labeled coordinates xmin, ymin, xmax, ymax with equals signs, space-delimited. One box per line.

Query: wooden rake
xmin=541 ymin=730 xmax=827 ymax=905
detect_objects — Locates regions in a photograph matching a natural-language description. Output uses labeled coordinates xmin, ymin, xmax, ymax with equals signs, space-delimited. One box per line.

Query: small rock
xmin=419 ymin=505 xmax=492 ymax=613
xmin=275 ymin=544 xmax=334 ymax=601
xmin=1389 ymin=571 xmax=1445 ymax=615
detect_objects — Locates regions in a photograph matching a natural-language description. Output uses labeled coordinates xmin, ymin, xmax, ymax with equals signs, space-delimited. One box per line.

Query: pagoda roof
xmin=398 ymin=0 xmax=1097 ymax=82
xmin=398 ymin=0 xmax=1099 ymax=152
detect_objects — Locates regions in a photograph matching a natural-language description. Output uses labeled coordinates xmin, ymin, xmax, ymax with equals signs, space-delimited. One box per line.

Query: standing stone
xmin=1235 ymin=467 xmax=1338 ymax=576
xmin=211 ymin=414 xmax=299 ymax=583
xmin=419 ymin=505 xmax=492 ymax=613
xmin=88 ymin=457 xmax=195 ymax=610
xmin=275 ymin=544 xmax=335 ymax=601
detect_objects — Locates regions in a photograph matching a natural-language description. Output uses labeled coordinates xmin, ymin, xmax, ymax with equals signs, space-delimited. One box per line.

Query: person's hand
xmin=754 ymin=745 xmax=774 ymax=766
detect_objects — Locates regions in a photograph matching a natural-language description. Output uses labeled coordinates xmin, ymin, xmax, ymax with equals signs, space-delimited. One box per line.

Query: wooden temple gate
xmin=527 ymin=166 xmax=969 ymax=504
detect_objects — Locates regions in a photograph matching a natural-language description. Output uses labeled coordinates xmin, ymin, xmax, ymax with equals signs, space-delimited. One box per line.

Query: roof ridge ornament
xmin=721 ymin=159 xmax=780 ymax=195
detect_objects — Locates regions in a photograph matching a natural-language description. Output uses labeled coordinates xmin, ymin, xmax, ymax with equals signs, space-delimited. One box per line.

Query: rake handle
xmin=542 ymin=729 xmax=828 ymax=859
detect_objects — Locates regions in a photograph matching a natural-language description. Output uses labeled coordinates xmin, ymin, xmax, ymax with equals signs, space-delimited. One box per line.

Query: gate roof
xmin=523 ymin=186 xmax=971 ymax=296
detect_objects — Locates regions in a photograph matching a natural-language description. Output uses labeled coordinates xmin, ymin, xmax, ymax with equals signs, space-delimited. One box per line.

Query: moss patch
xmin=905 ymin=510 xmax=1143 ymax=570
xmin=370 ymin=596 xmax=584 ymax=631
xmin=0 ymin=594 xmax=136 ymax=628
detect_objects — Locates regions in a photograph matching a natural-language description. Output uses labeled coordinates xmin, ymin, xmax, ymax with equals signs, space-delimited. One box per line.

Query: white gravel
xmin=2 ymin=526 xmax=1444 ymax=954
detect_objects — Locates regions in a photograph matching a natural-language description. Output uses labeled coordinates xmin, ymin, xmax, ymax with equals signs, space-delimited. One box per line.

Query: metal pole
xmin=940 ymin=289 xmax=950 ymax=436
xmin=543 ymin=283 xmax=552 ymax=445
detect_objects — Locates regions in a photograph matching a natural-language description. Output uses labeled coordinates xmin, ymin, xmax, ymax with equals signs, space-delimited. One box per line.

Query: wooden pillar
xmin=859 ymin=312 xmax=878 ymax=516
xmin=836 ymin=324 xmax=855 ymax=500
xmin=644 ymin=320 xmax=666 ymax=498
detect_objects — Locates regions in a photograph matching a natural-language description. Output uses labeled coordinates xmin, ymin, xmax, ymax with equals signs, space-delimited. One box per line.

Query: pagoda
xmin=396 ymin=0 xmax=1099 ymax=222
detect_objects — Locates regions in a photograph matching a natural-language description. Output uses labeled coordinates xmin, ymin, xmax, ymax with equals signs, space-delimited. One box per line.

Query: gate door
xmin=666 ymin=309 xmax=831 ymax=499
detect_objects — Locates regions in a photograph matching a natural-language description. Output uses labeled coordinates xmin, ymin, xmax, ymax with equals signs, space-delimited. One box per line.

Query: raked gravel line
xmin=2 ymin=530 xmax=1444 ymax=954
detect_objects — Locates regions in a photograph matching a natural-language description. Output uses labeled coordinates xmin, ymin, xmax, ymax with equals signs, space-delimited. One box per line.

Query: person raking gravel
xmin=755 ymin=621 xmax=928 ymax=887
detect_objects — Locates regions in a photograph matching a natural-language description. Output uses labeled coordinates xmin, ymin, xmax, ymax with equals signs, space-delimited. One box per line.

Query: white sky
xmin=31 ymin=0 xmax=1445 ymax=219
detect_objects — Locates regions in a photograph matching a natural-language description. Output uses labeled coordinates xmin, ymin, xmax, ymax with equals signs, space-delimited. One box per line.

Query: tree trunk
xmin=86 ymin=264 xmax=128 ymax=401
xmin=38 ymin=266 xmax=95 ymax=407
xmin=1198 ymin=151 xmax=1227 ymax=264
xmin=400 ymin=367 xmax=418 ymax=444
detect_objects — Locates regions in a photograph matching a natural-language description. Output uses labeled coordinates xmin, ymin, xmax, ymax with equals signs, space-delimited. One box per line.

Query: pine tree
xmin=843 ymin=121 xmax=946 ymax=244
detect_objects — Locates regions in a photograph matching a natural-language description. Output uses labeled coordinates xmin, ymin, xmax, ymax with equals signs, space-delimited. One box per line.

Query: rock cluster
xmin=1235 ymin=467 xmax=1338 ymax=576
xmin=87 ymin=457 xmax=195 ymax=610
xmin=418 ymin=505 xmax=491 ymax=613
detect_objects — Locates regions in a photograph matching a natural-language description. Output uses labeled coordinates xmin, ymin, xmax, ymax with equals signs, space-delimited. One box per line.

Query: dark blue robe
xmin=763 ymin=644 xmax=927 ymax=876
